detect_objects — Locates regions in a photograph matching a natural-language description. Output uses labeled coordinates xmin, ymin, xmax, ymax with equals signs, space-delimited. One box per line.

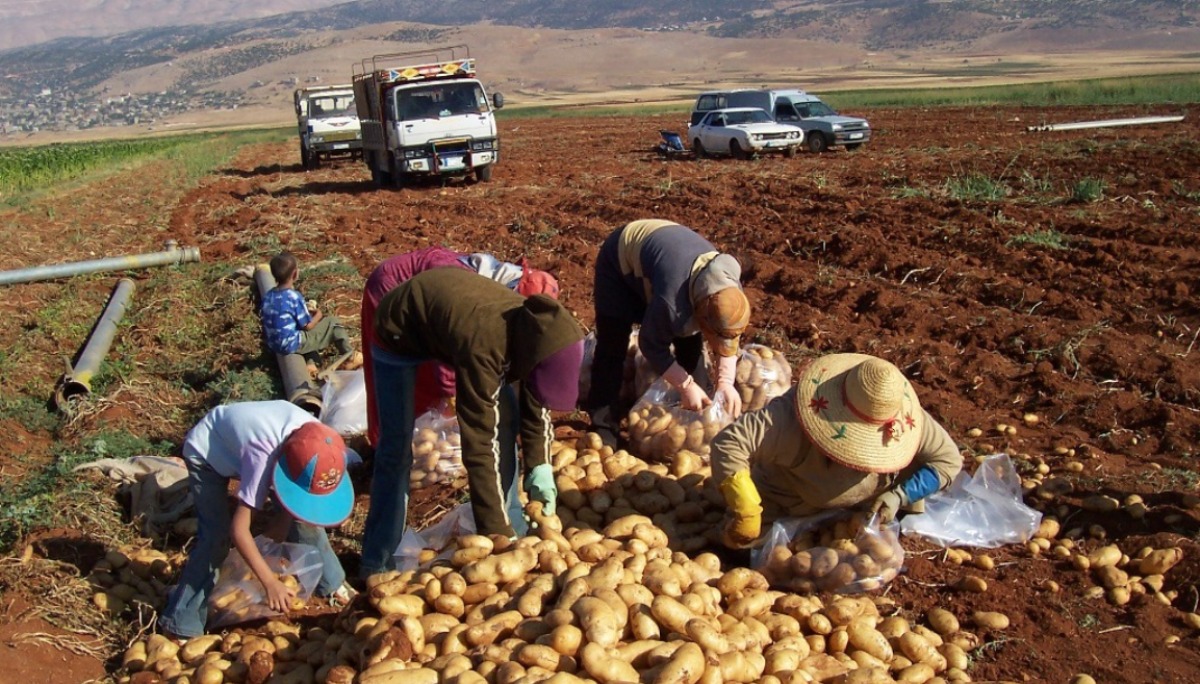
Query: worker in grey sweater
xmin=586 ymin=219 xmax=751 ymax=446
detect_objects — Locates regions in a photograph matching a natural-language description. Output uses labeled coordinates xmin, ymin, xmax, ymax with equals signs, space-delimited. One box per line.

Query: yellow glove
xmin=719 ymin=470 xmax=763 ymax=547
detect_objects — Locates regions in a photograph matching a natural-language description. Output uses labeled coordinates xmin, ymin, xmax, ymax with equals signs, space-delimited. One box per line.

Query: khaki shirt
xmin=710 ymin=387 xmax=963 ymax=523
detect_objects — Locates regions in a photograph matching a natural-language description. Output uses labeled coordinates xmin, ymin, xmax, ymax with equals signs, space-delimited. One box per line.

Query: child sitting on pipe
xmin=261 ymin=251 xmax=359 ymax=373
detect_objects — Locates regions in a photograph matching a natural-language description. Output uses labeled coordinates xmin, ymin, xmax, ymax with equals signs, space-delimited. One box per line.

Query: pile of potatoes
xmin=626 ymin=388 xmax=731 ymax=464
xmin=411 ymin=418 xmax=465 ymax=490
xmin=735 ymin=345 xmax=793 ymax=412
xmin=119 ymin=476 xmax=1000 ymax=684
xmin=88 ymin=546 xmax=179 ymax=617
xmin=758 ymin=514 xmax=905 ymax=594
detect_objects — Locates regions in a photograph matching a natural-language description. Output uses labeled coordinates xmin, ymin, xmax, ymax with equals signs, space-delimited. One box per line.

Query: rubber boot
xmin=589 ymin=405 xmax=619 ymax=448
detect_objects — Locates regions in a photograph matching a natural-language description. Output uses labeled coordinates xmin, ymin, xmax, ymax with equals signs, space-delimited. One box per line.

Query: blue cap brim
xmin=272 ymin=458 xmax=355 ymax=527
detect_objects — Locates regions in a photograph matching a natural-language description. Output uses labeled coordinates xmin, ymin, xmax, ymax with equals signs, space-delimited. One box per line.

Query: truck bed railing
xmin=352 ymin=45 xmax=475 ymax=85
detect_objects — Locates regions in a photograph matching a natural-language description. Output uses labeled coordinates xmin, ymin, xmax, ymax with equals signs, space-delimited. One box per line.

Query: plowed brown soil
xmin=3 ymin=104 xmax=1200 ymax=682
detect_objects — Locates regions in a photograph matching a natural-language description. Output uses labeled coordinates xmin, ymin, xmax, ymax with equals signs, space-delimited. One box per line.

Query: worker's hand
xmin=714 ymin=382 xmax=742 ymax=419
xmin=722 ymin=512 xmax=762 ymax=548
xmin=524 ymin=463 xmax=558 ymax=516
xmin=264 ymin=575 xmax=297 ymax=613
xmin=719 ymin=470 xmax=763 ymax=547
xmin=871 ymin=489 xmax=905 ymax=524
xmin=679 ymin=380 xmax=712 ymax=412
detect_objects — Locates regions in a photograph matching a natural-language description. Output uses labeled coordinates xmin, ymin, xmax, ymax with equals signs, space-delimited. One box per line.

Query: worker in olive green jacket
xmin=360 ymin=268 xmax=585 ymax=577
xmin=711 ymin=353 xmax=963 ymax=548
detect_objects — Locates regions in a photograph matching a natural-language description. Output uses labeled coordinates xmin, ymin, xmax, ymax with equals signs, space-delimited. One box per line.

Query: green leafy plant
xmin=945 ymin=172 xmax=1009 ymax=201
xmin=1071 ymin=177 xmax=1106 ymax=203
xmin=1007 ymin=229 xmax=1070 ymax=250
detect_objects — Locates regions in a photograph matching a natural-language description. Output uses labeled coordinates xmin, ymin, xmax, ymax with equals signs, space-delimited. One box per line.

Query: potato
xmin=580 ymin=643 xmax=641 ymax=684
xmin=973 ymin=611 xmax=1010 ymax=630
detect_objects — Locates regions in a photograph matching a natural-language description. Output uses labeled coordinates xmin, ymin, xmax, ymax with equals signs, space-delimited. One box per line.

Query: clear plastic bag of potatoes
xmin=754 ymin=511 xmax=905 ymax=594
xmin=410 ymin=400 xmax=464 ymax=491
xmin=626 ymin=376 xmax=732 ymax=464
xmin=577 ymin=331 xmax=597 ymax=408
xmin=735 ymin=344 xmax=793 ymax=412
xmin=208 ymin=535 xmax=323 ymax=628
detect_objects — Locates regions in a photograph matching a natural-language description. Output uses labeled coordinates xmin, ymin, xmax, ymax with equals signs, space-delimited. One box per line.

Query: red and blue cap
xmin=272 ymin=422 xmax=354 ymax=527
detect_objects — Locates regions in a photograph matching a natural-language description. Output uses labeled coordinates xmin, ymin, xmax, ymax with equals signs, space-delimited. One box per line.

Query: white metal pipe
xmin=54 ymin=278 xmax=136 ymax=407
xmin=0 ymin=240 xmax=200 ymax=285
xmin=1027 ymin=115 xmax=1184 ymax=133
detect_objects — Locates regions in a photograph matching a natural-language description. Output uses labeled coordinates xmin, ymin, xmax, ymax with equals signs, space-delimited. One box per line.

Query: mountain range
xmin=0 ymin=0 xmax=1197 ymax=137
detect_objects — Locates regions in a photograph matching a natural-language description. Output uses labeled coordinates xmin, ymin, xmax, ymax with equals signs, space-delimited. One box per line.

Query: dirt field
xmin=2 ymin=104 xmax=1200 ymax=682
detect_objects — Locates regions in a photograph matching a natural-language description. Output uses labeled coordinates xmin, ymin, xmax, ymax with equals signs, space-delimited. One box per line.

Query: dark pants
xmin=359 ymin=346 xmax=523 ymax=578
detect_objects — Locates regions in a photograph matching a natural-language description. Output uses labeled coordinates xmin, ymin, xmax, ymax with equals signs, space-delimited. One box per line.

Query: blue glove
xmin=524 ymin=463 xmax=558 ymax=516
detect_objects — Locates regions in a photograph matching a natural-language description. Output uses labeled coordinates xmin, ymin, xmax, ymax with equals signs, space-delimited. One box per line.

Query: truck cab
xmin=353 ymin=45 xmax=502 ymax=188
xmin=294 ymin=85 xmax=363 ymax=169
xmin=693 ymin=89 xmax=871 ymax=153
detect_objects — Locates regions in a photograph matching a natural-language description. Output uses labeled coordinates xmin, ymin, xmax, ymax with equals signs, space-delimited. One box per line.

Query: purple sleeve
xmin=434 ymin=360 xmax=458 ymax=398
xmin=236 ymin=442 xmax=276 ymax=510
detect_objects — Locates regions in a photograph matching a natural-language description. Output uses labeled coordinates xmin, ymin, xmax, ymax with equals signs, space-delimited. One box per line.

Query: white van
xmin=692 ymin=89 xmax=871 ymax=152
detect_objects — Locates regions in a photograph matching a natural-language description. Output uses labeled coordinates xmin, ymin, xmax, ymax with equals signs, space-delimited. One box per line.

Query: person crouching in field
xmin=359 ymin=246 xmax=560 ymax=447
xmin=359 ymin=268 xmax=583 ymax=578
xmin=159 ymin=401 xmax=356 ymax=638
xmin=710 ymin=353 xmax=963 ymax=548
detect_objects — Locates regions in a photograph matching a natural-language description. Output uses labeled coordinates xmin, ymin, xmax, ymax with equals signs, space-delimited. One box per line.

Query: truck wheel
xmin=693 ymin=139 xmax=707 ymax=159
xmin=300 ymin=144 xmax=312 ymax=170
xmin=475 ymin=164 xmax=494 ymax=183
xmin=807 ymin=133 xmax=829 ymax=153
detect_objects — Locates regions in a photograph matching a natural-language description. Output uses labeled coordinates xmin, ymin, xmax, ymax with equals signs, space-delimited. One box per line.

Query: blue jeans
xmin=359 ymin=345 xmax=524 ymax=578
xmin=159 ymin=452 xmax=346 ymax=638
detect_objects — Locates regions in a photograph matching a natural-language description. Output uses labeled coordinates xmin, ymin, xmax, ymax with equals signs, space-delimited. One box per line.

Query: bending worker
xmin=711 ymin=353 xmax=963 ymax=547
xmin=586 ymin=219 xmax=751 ymax=446
xmin=360 ymin=245 xmax=560 ymax=446
xmin=360 ymin=267 xmax=584 ymax=577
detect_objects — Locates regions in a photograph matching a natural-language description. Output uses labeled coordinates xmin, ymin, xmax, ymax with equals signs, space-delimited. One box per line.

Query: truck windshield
xmin=309 ymin=94 xmax=356 ymax=117
xmin=395 ymin=82 xmax=487 ymax=120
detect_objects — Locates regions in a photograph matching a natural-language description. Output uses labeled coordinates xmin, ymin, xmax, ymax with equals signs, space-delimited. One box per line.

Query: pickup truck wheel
xmin=806 ymin=133 xmax=829 ymax=153
xmin=693 ymin=139 xmax=707 ymax=159
xmin=475 ymin=164 xmax=494 ymax=183
xmin=730 ymin=140 xmax=752 ymax=160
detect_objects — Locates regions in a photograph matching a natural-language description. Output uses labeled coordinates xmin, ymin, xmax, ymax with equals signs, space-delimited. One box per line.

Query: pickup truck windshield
xmin=394 ymin=82 xmax=488 ymax=120
xmin=782 ymin=100 xmax=837 ymax=118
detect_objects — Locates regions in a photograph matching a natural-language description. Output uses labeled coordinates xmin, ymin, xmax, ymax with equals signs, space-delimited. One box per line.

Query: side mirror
xmin=492 ymin=92 xmax=505 ymax=110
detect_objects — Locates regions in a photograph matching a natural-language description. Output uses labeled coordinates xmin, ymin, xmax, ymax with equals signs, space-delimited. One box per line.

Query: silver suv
xmin=692 ymin=89 xmax=871 ymax=153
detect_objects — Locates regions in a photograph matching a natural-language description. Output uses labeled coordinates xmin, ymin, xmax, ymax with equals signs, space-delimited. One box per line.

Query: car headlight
xmin=355 ymin=132 xmax=362 ymax=139
xmin=831 ymin=124 xmax=843 ymax=132
xmin=751 ymin=134 xmax=762 ymax=141
xmin=404 ymin=149 xmax=424 ymax=159
xmin=471 ymin=140 xmax=495 ymax=151
xmin=310 ymin=134 xmax=325 ymax=143
xmin=788 ymin=131 xmax=800 ymax=139
xmin=863 ymin=123 xmax=871 ymax=129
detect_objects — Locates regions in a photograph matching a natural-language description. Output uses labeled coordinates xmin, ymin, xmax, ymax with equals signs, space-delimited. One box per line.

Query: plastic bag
xmin=577 ymin=331 xmax=597 ymax=407
xmin=392 ymin=502 xmax=476 ymax=571
xmin=626 ymin=376 xmax=731 ymax=464
xmin=208 ymin=535 xmax=323 ymax=628
xmin=410 ymin=400 xmax=464 ymax=490
xmin=901 ymin=453 xmax=1042 ymax=548
xmin=735 ymin=344 xmax=793 ymax=412
xmin=320 ymin=369 xmax=367 ymax=437
xmin=754 ymin=510 xmax=904 ymax=594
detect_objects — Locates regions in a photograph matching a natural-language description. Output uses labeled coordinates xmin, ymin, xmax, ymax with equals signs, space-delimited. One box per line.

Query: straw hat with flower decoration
xmin=795 ymin=353 xmax=924 ymax=473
